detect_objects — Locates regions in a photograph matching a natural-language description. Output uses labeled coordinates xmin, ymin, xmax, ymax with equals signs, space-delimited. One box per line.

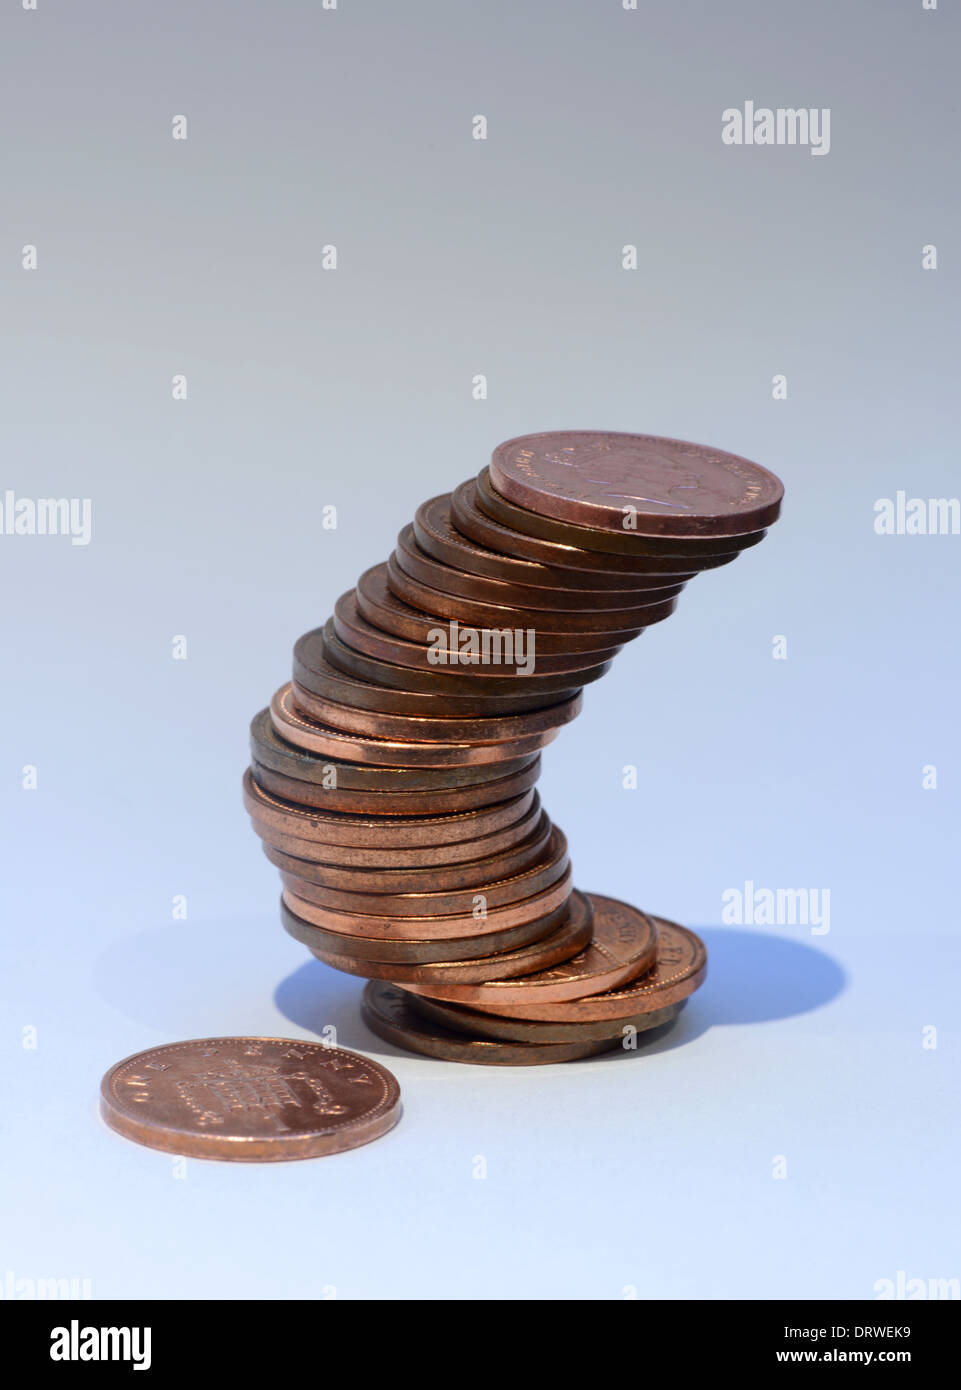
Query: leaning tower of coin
xmin=244 ymin=432 xmax=783 ymax=1064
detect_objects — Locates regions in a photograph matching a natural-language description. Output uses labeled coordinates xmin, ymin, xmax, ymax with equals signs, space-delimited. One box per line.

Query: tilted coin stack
xmin=245 ymin=432 xmax=783 ymax=1064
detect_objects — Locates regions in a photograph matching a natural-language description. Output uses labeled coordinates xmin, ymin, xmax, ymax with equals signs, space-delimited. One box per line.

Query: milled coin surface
xmin=489 ymin=431 xmax=783 ymax=537
xmin=100 ymin=1037 xmax=402 ymax=1161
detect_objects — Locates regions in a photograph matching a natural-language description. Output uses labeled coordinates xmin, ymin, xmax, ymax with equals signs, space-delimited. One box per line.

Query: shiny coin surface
xmin=488 ymin=431 xmax=783 ymax=537
xmin=100 ymin=1037 xmax=401 ymax=1161
xmin=402 ymin=890 xmax=657 ymax=1006
xmin=261 ymin=809 xmax=554 ymax=892
xmin=250 ymin=708 xmax=536 ymax=791
xmin=362 ymin=981 xmax=618 ymax=1066
xmin=415 ymin=492 xmax=695 ymax=591
xmin=466 ymin=913 xmax=707 ymax=1021
xmin=452 ymin=478 xmax=729 ymax=574
xmin=404 ymin=990 xmax=685 ymax=1044
xmin=279 ymin=824 xmax=568 ymax=915
xmin=270 ymin=683 xmax=556 ymax=766
xmin=299 ymin=890 xmax=593 ymax=984
xmin=334 ymin=588 xmax=623 ymax=676
xmin=249 ymin=755 xmax=541 ymax=816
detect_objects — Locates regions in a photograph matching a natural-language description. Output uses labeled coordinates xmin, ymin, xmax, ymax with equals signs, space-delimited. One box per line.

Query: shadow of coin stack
xmin=245 ymin=432 xmax=783 ymax=1065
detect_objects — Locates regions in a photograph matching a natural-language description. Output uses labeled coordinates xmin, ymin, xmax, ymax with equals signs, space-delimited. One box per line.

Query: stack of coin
xmin=245 ymin=431 xmax=783 ymax=1065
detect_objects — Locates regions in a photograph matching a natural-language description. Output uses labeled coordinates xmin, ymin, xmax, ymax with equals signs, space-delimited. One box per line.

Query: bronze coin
xmin=394 ymin=524 xmax=686 ymax=613
xmin=405 ymin=989 xmax=685 ymax=1044
xmin=295 ymin=628 xmax=584 ymax=714
xmin=279 ymin=824 xmax=568 ymax=915
xmin=250 ymin=707 xmax=536 ymax=791
xmin=261 ymin=808 xmax=555 ymax=892
xmin=100 ymin=1037 xmax=401 ymax=1161
xmin=319 ymin=619 xmax=599 ymax=699
xmin=467 ymin=912 xmax=707 ymax=1022
xmin=361 ymin=981 xmax=618 ymax=1066
xmin=402 ymin=890 xmax=657 ymax=1006
xmin=290 ymin=677 xmax=582 ymax=744
xmin=476 ymin=468 xmax=767 ymax=558
xmin=488 ymin=431 xmax=782 ymax=538
xmin=356 ymin=562 xmax=642 ymax=654
xmin=415 ymin=492 xmax=696 ymax=592
xmin=270 ymin=684 xmax=557 ymax=766
xmin=385 ymin=553 xmax=677 ymax=634
xmin=280 ymin=873 xmax=572 ymax=962
xmin=243 ymin=769 xmax=536 ymax=848
xmin=249 ymin=794 xmax=545 ymax=868
xmin=250 ymin=755 xmax=542 ymax=816
xmin=302 ymin=890 xmax=593 ymax=984
xmin=281 ymin=863 xmax=572 ymax=941
xmin=452 ymin=478 xmax=734 ymax=574
xmin=333 ymin=588 xmax=623 ymax=675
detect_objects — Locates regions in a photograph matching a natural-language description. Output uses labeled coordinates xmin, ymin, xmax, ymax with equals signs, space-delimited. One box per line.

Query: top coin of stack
xmin=245 ymin=431 xmax=783 ymax=1064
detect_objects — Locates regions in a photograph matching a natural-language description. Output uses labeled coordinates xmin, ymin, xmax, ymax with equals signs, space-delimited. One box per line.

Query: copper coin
xmin=322 ymin=616 xmax=608 ymax=696
xmin=361 ymin=981 xmax=617 ymax=1066
xmin=295 ymin=628 xmax=583 ymax=714
xmin=452 ymin=478 xmax=734 ymax=574
xmin=100 ymin=1037 xmax=401 ymax=1161
xmin=290 ymin=677 xmax=582 ymax=744
xmin=280 ymin=824 xmax=568 ymax=915
xmin=356 ymin=563 xmax=641 ymax=654
xmin=280 ymin=875 xmax=572 ymax=962
xmin=489 ymin=431 xmax=783 ymax=538
xmin=394 ymin=524 xmax=686 ymax=612
xmin=405 ymin=989 xmax=684 ymax=1044
xmin=301 ymin=890 xmax=593 ymax=984
xmin=467 ymin=912 xmax=707 ymax=1021
xmin=244 ymin=769 xmax=536 ymax=848
xmin=402 ymin=890 xmax=656 ymax=1005
xmin=385 ymin=553 xmax=676 ymax=635
xmin=270 ymin=684 xmax=557 ymax=766
xmin=281 ymin=863 xmax=572 ymax=941
xmin=333 ymin=589 xmax=623 ymax=675
xmin=250 ymin=755 xmax=541 ymax=816
xmin=250 ymin=707 xmax=535 ymax=792
xmin=249 ymin=794 xmax=544 ymax=867
xmin=415 ymin=492 xmax=696 ymax=592
xmin=476 ymin=468 xmax=767 ymax=558
xmin=261 ymin=808 xmax=554 ymax=892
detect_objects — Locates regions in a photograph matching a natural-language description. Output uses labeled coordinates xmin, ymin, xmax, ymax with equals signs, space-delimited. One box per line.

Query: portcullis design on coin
xmin=243 ymin=431 xmax=784 ymax=1064
xmin=100 ymin=1038 xmax=402 ymax=1160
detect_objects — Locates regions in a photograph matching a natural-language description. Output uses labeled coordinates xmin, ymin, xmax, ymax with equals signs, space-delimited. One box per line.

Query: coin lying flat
xmin=488 ymin=431 xmax=783 ymax=537
xmin=100 ymin=1037 xmax=401 ymax=1161
xmin=361 ymin=982 xmax=618 ymax=1066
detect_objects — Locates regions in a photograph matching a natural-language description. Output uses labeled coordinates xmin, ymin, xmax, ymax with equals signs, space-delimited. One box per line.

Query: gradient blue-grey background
xmin=2 ymin=0 xmax=959 ymax=1300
